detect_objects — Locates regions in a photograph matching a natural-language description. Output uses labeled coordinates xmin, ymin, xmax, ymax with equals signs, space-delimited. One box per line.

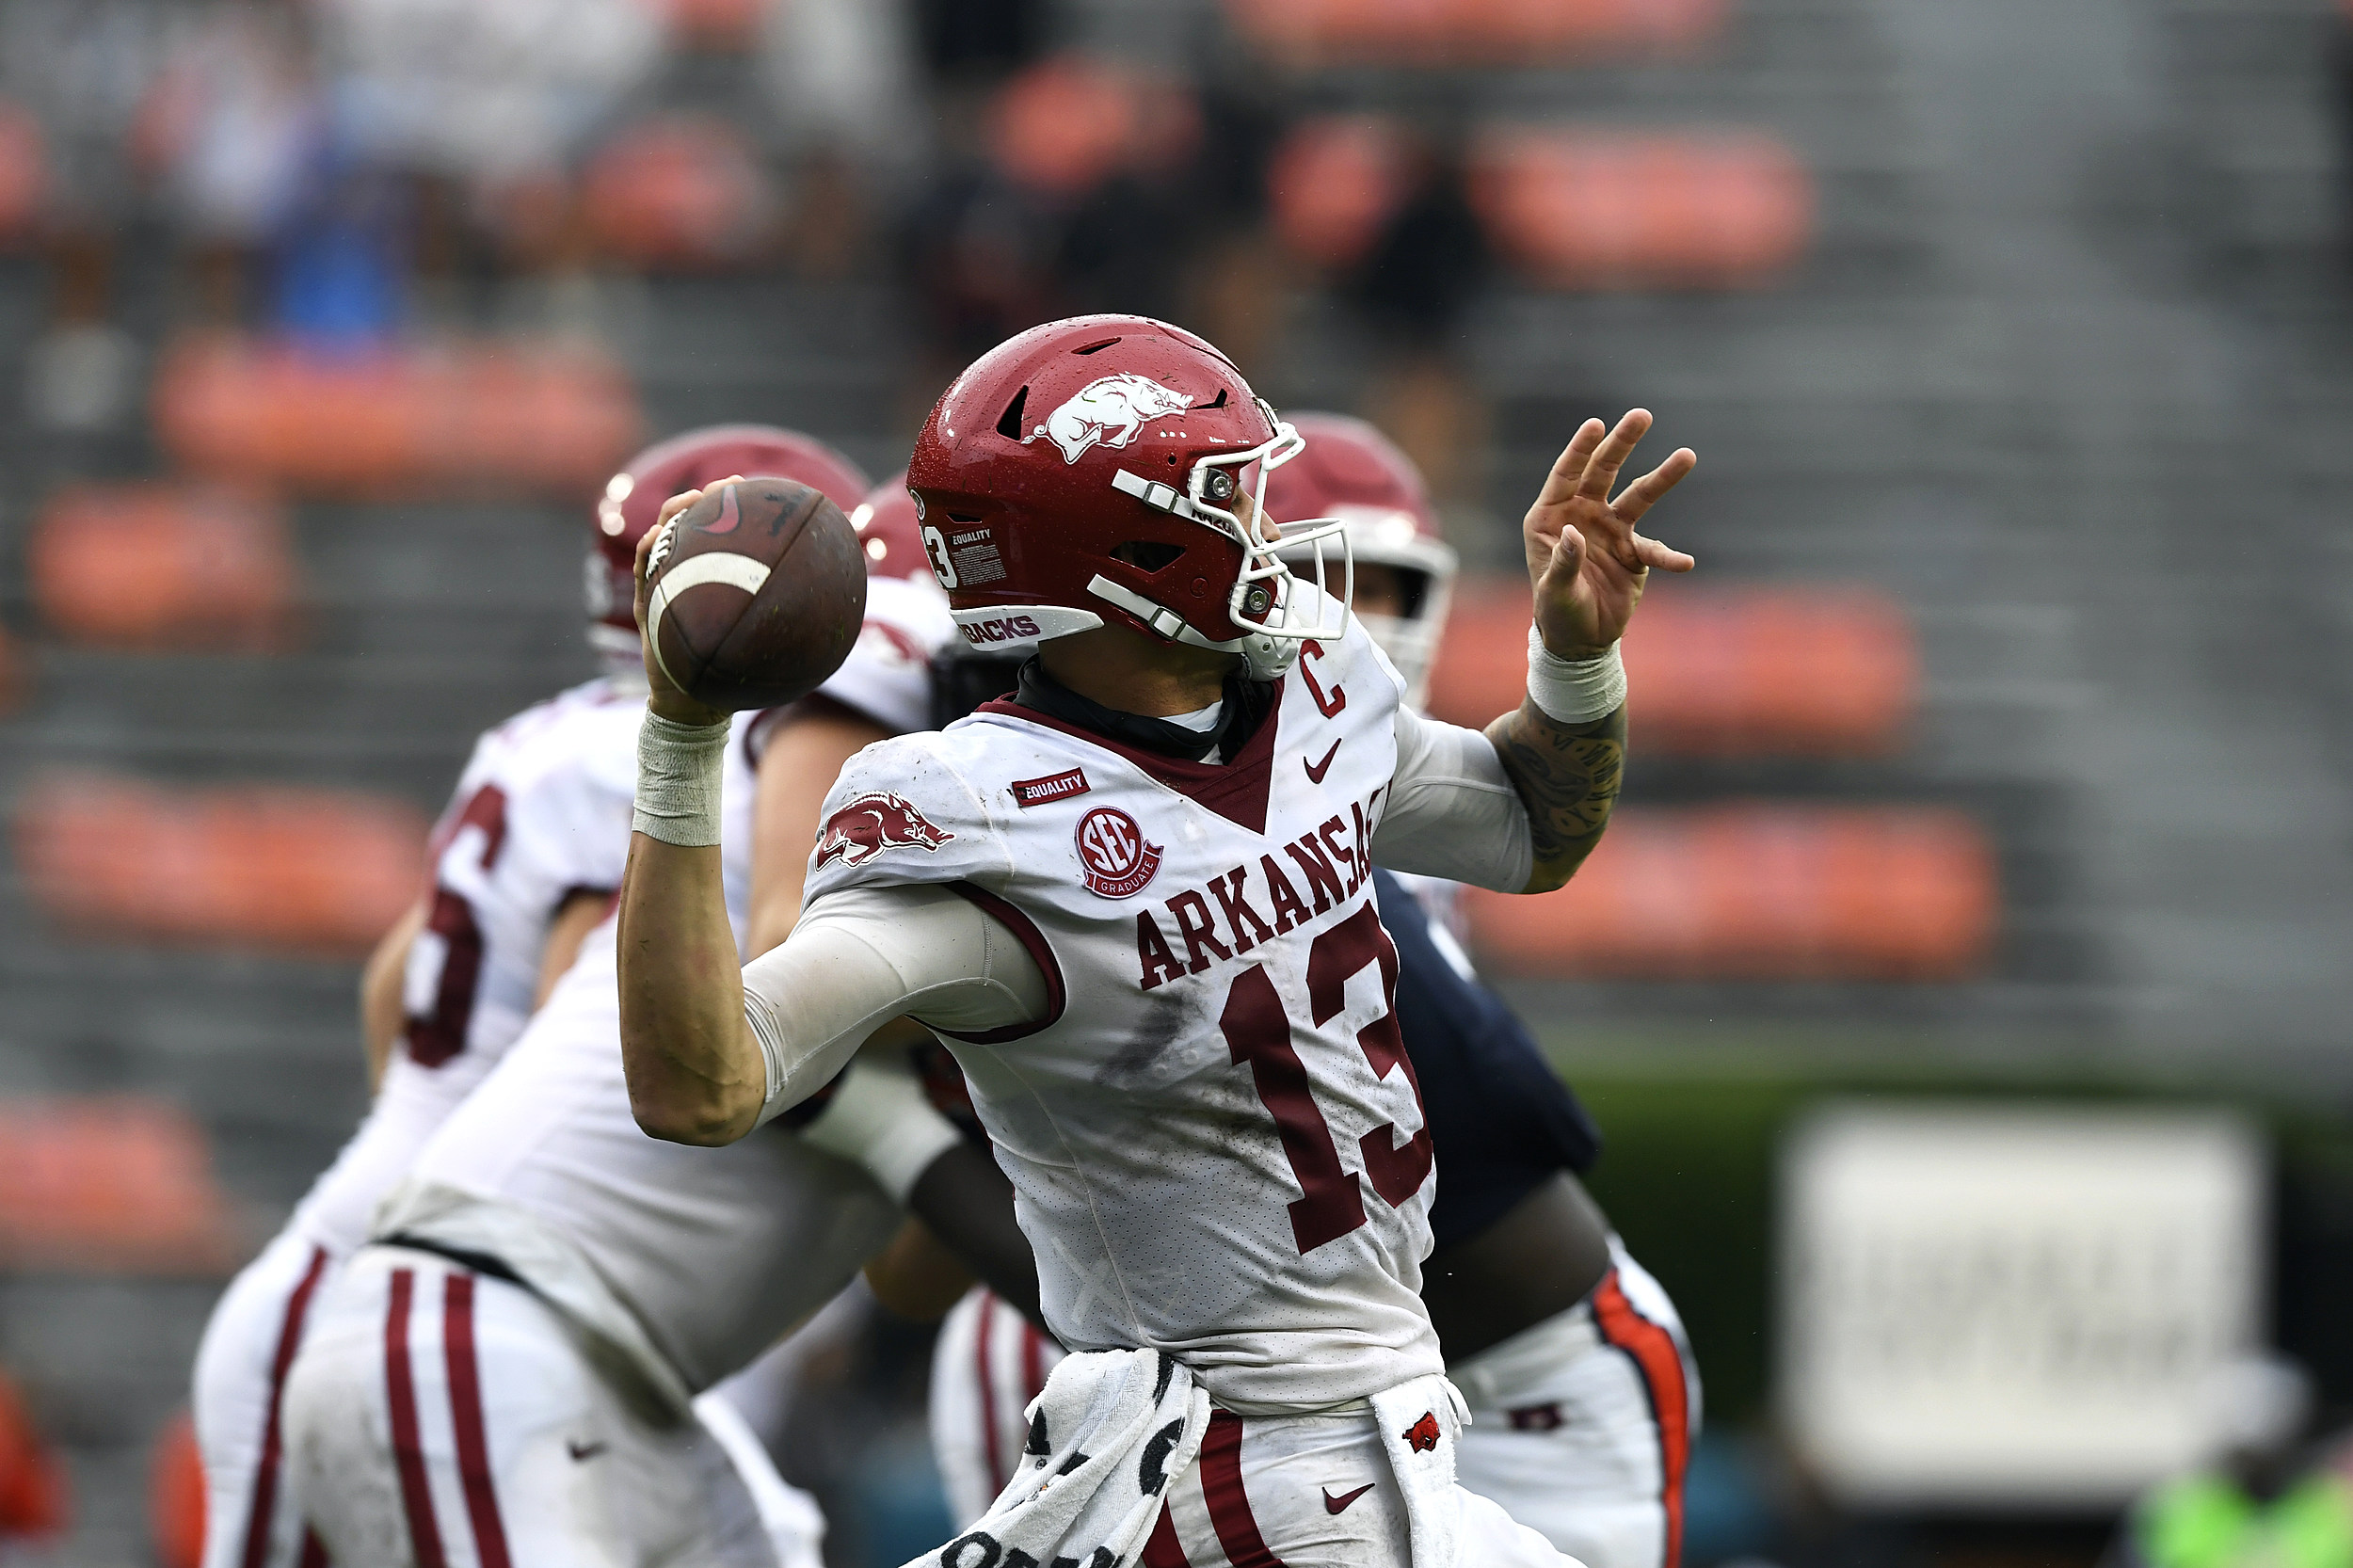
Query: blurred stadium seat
xmin=0 ymin=1098 xmax=239 ymax=1274
xmin=152 ymin=334 xmax=641 ymax=495
xmin=1225 ymin=0 xmax=1726 ymax=64
xmin=988 ymin=56 xmax=1198 ymax=198
xmin=29 ymin=485 xmax=295 ymax=651
xmin=1468 ymin=130 xmax=1814 ymax=288
xmin=149 ymin=1411 xmax=204 ymax=1568
xmin=1267 ymin=117 xmax=1411 ymax=270
xmin=1429 ymin=578 xmax=1917 ymax=755
xmin=583 ymin=117 xmax=777 ymax=269
xmin=12 ymin=773 xmax=428 ymax=956
xmin=0 ymin=100 xmax=43 ymax=246
xmin=1463 ymin=806 xmax=1998 ymax=980
xmin=657 ymin=0 xmax=763 ymax=50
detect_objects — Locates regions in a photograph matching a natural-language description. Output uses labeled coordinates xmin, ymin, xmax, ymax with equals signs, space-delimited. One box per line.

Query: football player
xmin=277 ymin=467 xmax=1039 ymax=1568
xmin=187 ymin=424 xmax=871 ymax=1568
xmin=616 ymin=314 xmax=1697 ymax=1568
xmin=924 ymin=413 xmax=1700 ymax=1568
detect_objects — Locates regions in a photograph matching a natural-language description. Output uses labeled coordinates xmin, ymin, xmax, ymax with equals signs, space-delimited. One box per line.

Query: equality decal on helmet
xmin=1026 ymin=374 xmax=1194 ymax=464
xmin=815 ymin=793 xmax=955 ymax=869
xmin=1074 ymin=806 xmax=1162 ymax=898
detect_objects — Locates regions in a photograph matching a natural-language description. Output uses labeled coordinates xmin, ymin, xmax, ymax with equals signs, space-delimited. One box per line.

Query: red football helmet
xmin=905 ymin=314 xmax=1348 ymax=680
xmin=846 ymin=472 xmax=936 ymax=583
xmin=587 ymin=424 xmax=870 ymax=667
xmin=1265 ymin=412 xmax=1458 ymax=707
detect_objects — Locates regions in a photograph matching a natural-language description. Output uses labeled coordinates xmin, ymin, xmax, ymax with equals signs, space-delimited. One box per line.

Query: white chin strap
xmin=1086 ymin=576 xmax=1301 ymax=680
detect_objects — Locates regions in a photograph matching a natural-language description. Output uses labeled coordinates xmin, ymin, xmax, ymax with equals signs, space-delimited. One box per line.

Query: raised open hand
xmin=1524 ymin=411 xmax=1696 ymax=657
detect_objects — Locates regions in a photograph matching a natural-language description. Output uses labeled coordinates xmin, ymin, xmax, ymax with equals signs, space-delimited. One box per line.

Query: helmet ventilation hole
xmin=1072 ymin=337 xmax=1122 ymax=355
xmin=1203 ymin=388 xmax=1228 ymax=409
xmin=1111 ymin=541 xmax=1186 ymax=574
xmin=996 ymin=386 xmax=1029 ymax=440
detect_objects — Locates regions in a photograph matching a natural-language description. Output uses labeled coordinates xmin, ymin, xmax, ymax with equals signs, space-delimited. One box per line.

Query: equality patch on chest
xmin=1010 ymin=767 xmax=1090 ymax=808
xmin=815 ymin=792 xmax=955 ymax=868
xmin=1074 ymin=805 xmax=1163 ymax=898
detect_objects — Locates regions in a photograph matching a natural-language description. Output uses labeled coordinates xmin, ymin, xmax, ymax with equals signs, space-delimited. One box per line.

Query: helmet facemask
xmin=1102 ymin=401 xmax=1353 ymax=680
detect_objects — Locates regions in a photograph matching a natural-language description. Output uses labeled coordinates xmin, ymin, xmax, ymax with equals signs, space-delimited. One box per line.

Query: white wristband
xmin=797 ymin=1059 xmax=967 ymax=1205
xmin=633 ymin=711 xmax=729 ymax=847
xmin=1527 ymin=625 xmax=1627 ymax=725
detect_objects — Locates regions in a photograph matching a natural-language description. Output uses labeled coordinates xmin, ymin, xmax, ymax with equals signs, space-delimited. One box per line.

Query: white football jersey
xmin=287 ymin=677 xmax=644 ymax=1253
xmin=802 ymin=616 xmax=1445 ymax=1410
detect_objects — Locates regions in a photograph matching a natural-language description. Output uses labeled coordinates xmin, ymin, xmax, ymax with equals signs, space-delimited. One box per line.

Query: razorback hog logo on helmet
xmin=1027 ymin=374 xmax=1195 ymax=464
xmin=815 ymin=792 xmax=954 ymax=869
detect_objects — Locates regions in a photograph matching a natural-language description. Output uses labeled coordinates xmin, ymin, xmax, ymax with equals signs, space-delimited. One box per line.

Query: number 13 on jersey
xmin=1222 ymin=902 xmax=1433 ymax=1254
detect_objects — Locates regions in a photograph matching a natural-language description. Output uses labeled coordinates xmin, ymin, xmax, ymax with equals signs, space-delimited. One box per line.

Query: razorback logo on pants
xmin=815 ymin=792 xmax=956 ymax=869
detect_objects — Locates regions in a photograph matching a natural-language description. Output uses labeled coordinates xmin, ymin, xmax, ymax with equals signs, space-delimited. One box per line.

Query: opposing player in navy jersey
xmin=924 ymin=414 xmax=1699 ymax=1568
xmin=617 ymin=315 xmax=1698 ymax=1568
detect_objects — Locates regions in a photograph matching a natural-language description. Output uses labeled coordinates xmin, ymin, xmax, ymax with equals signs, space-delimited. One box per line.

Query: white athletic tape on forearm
xmin=633 ymin=711 xmax=730 ymax=846
xmin=797 ymin=1058 xmax=966 ymax=1206
xmin=1526 ymin=624 xmax=1628 ymax=725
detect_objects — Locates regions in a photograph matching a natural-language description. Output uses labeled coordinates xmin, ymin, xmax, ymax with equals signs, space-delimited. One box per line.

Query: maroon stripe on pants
xmin=441 ymin=1274 xmax=513 ymax=1568
xmin=1020 ymin=1322 xmax=1048 ymax=1405
xmin=383 ymin=1270 xmax=449 ymax=1568
xmin=1593 ymin=1270 xmax=1691 ymax=1568
xmin=295 ymin=1529 xmax=328 ymax=1568
xmin=1199 ymin=1411 xmax=1287 ymax=1568
xmin=975 ymin=1294 xmax=1003 ymax=1491
xmin=1141 ymin=1500 xmax=1193 ymax=1568
xmin=237 ymin=1244 xmax=332 ymax=1568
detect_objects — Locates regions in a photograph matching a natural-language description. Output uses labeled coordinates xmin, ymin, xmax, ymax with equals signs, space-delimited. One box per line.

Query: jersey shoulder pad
xmin=805 ymin=730 xmax=1007 ymax=902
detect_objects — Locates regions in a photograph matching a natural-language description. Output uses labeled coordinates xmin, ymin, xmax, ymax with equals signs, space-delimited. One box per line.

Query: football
xmin=643 ymin=477 xmax=868 ymax=712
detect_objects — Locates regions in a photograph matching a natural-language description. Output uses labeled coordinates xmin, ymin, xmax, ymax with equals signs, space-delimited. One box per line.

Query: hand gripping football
xmin=643 ymin=477 xmax=868 ymax=712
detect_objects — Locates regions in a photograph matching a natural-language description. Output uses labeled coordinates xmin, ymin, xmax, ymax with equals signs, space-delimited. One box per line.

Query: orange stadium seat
xmin=1468 ymin=130 xmax=1813 ymax=289
xmin=583 ymin=117 xmax=776 ymax=269
xmin=0 ymin=1098 xmax=239 ymax=1275
xmin=659 ymin=0 xmax=764 ymax=49
xmin=150 ymin=1411 xmax=205 ymax=1568
xmin=1266 ymin=117 xmax=1410 ymax=270
xmin=0 ymin=100 xmax=43 ymax=245
xmin=152 ymin=333 xmax=642 ymax=496
xmin=29 ymin=485 xmax=295 ymax=651
xmin=1427 ymin=579 xmax=1916 ymax=756
xmin=1462 ymin=805 xmax=1998 ymax=980
xmin=12 ymin=773 xmax=428 ymax=956
xmin=988 ymin=56 xmax=1199 ymax=198
xmin=1225 ymin=0 xmax=1725 ymax=64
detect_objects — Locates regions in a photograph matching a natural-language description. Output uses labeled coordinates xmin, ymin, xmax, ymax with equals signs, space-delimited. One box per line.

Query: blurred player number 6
xmin=643 ymin=477 xmax=869 ymax=711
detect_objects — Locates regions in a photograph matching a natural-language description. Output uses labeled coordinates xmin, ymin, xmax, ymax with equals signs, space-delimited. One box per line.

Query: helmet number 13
xmin=1220 ymin=902 xmax=1433 ymax=1254
xmin=920 ymin=524 xmax=958 ymax=589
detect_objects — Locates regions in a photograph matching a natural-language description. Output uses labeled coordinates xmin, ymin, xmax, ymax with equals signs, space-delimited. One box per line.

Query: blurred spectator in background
xmin=3 ymin=0 xmax=168 ymax=431
xmin=1345 ymin=121 xmax=1494 ymax=520
xmin=2103 ymin=1355 xmax=2353 ymax=1568
xmin=135 ymin=1 xmax=322 ymax=326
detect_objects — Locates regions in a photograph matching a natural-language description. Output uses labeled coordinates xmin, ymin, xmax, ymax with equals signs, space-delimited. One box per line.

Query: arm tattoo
xmin=1483 ymin=701 xmax=1627 ymax=892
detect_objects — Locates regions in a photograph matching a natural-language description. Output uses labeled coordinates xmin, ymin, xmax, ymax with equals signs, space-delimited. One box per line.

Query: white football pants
xmin=281 ymin=1245 xmax=811 ymax=1568
xmin=932 ymin=1241 xmax=1699 ymax=1568
xmin=193 ymin=1228 xmax=343 ymax=1568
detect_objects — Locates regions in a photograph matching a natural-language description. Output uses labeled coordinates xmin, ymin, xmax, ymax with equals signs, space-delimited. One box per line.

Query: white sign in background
xmin=1778 ymin=1103 xmax=2265 ymax=1508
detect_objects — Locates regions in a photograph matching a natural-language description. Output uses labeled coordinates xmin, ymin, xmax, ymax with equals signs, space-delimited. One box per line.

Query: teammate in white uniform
xmin=616 ymin=315 xmax=1700 ymax=1568
xmin=191 ymin=423 xmax=878 ymax=1568
xmin=926 ymin=415 xmax=1700 ymax=1567
xmin=278 ymin=456 xmax=1043 ymax=1568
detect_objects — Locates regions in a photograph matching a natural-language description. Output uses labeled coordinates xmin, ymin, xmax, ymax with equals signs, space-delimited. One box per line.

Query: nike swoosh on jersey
xmin=1303 ymin=740 xmax=1342 ymax=783
xmin=1323 ymin=1483 xmax=1375 ymax=1514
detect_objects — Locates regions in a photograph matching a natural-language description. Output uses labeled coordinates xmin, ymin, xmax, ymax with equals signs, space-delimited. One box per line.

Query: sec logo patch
xmin=1074 ymin=806 xmax=1162 ymax=899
